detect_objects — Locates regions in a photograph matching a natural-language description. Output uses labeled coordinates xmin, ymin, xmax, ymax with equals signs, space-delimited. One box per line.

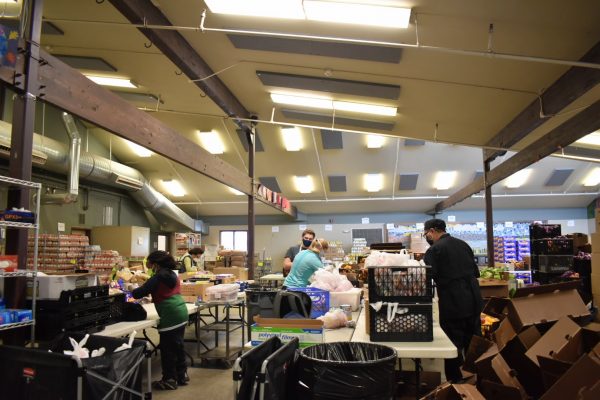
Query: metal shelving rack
xmin=0 ymin=175 xmax=41 ymax=343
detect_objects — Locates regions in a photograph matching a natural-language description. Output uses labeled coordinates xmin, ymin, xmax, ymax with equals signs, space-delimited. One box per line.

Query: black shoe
xmin=152 ymin=379 xmax=178 ymax=390
xmin=177 ymin=373 xmax=190 ymax=386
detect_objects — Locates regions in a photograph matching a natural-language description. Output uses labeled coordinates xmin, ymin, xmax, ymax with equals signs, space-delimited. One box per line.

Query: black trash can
xmin=294 ymin=342 xmax=397 ymax=400
xmin=245 ymin=287 xmax=279 ymax=328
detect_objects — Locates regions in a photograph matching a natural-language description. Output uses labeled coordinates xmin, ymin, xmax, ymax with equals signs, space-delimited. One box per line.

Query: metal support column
xmin=484 ymin=158 xmax=495 ymax=268
xmin=246 ymin=123 xmax=256 ymax=279
xmin=5 ymin=0 xmax=43 ymax=309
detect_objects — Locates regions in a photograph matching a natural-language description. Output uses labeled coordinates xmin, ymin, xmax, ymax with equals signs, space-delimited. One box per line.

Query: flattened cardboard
xmin=422 ymin=383 xmax=485 ymax=400
xmin=525 ymin=317 xmax=581 ymax=366
xmin=540 ymin=348 xmax=600 ymax=400
xmin=507 ymin=283 xmax=589 ymax=331
xmin=253 ymin=316 xmax=323 ymax=328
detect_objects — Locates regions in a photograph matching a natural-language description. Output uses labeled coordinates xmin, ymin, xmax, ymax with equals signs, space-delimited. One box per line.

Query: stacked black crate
xmin=367 ymin=265 xmax=434 ymax=341
xmin=529 ymin=224 xmax=573 ymax=284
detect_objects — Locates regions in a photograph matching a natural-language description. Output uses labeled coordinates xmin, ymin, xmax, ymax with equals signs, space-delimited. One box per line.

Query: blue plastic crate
xmin=289 ymin=287 xmax=329 ymax=318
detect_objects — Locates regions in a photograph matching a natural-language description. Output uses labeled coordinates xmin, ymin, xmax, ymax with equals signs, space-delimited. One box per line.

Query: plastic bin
xmin=0 ymin=332 xmax=150 ymax=400
xmin=369 ymin=303 xmax=433 ymax=342
xmin=295 ymin=342 xmax=397 ymax=399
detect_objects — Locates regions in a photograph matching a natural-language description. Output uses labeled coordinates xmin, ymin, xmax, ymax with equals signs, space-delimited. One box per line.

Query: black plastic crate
xmin=535 ymin=255 xmax=573 ymax=273
xmin=529 ymin=224 xmax=561 ymax=240
xmin=368 ymin=266 xmax=433 ymax=303
xmin=531 ymin=238 xmax=573 ymax=255
xmin=59 ymin=285 xmax=109 ymax=304
xmin=369 ymin=303 xmax=433 ymax=342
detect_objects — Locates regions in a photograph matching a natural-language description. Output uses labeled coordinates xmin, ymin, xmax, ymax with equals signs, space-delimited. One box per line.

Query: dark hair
xmin=147 ymin=250 xmax=177 ymax=270
xmin=424 ymin=218 xmax=446 ymax=232
xmin=189 ymin=247 xmax=204 ymax=256
xmin=302 ymin=229 xmax=315 ymax=238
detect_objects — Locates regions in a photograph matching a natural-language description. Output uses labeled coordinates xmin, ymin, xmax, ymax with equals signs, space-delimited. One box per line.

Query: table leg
xmin=215 ymin=305 xmax=220 ymax=348
xmin=413 ymin=358 xmax=422 ymax=400
xmin=225 ymin=304 xmax=230 ymax=360
xmin=142 ymin=329 xmax=159 ymax=356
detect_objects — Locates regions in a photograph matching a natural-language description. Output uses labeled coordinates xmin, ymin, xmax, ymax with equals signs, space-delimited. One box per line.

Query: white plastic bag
xmin=115 ymin=330 xmax=137 ymax=353
xmin=63 ymin=334 xmax=90 ymax=359
xmin=317 ymin=308 xmax=348 ymax=329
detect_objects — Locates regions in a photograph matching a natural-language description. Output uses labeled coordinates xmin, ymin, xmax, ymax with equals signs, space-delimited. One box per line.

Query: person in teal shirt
xmin=283 ymin=238 xmax=329 ymax=288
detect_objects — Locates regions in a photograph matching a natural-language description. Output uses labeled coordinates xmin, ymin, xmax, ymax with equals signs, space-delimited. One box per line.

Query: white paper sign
xmin=448 ymin=215 xmax=456 ymax=222
xmin=361 ymin=217 xmax=370 ymax=224
xmin=272 ymin=226 xmax=279 ymax=233
xmin=476 ymin=222 xmax=485 ymax=229
xmin=415 ymin=222 xmax=425 ymax=230
xmin=325 ymin=224 xmax=333 ymax=231
xmin=137 ymin=237 xmax=144 ymax=245
xmin=57 ymin=222 xmax=65 ymax=232
xmin=299 ymin=225 xmax=307 ymax=231
xmin=386 ymin=223 xmax=395 ymax=230
xmin=505 ymin=221 xmax=514 ymax=227
xmin=567 ymin=220 xmax=575 ymax=227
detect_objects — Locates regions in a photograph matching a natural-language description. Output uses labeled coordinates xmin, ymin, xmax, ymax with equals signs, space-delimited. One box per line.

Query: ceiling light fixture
xmin=583 ymin=168 xmax=600 ymax=187
xmin=294 ymin=175 xmax=314 ymax=193
xmin=575 ymin=130 xmax=600 ymax=146
xmin=84 ymin=75 xmax=137 ymax=88
xmin=198 ymin=130 xmax=225 ymax=154
xmin=365 ymin=173 xmax=383 ymax=192
xmin=433 ymin=171 xmax=457 ymax=190
xmin=303 ymin=1 xmax=411 ymax=28
xmin=204 ymin=0 xmax=305 ymax=19
xmin=162 ymin=179 xmax=186 ymax=197
xmin=230 ymin=187 xmax=245 ymax=196
xmin=125 ymin=140 xmax=152 ymax=157
xmin=281 ymin=126 xmax=303 ymax=151
xmin=505 ymin=169 xmax=531 ymax=188
xmin=366 ymin=134 xmax=385 ymax=149
xmin=204 ymin=0 xmax=411 ymax=28
xmin=271 ymin=93 xmax=396 ymax=116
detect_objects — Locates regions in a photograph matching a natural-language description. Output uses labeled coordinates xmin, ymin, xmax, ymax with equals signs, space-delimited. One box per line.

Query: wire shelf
xmin=0 ymin=320 xmax=35 ymax=332
xmin=0 ymin=221 xmax=38 ymax=229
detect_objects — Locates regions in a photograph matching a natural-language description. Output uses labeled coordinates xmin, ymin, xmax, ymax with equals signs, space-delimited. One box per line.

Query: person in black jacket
xmin=423 ymin=219 xmax=483 ymax=383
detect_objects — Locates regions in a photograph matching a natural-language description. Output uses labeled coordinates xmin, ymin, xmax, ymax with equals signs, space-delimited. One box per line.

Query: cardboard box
xmin=539 ymin=344 xmax=600 ymax=400
xmin=250 ymin=316 xmax=323 ymax=348
xmin=35 ymin=273 xmax=98 ymax=299
xmin=506 ymin=281 xmax=590 ymax=332
xmin=499 ymin=325 xmax=544 ymax=398
xmin=180 ymin=281 xmax=213 ymax=299
xmin=213 ymin=267 xmax=248 ymax=280
xmin=421 ymin=382 xmax=485 ymax=400
xmin=91 ymin=225 xmax=149 ymax=257
xmin=525 ymin=317 xmax=581 ymax=366
xmin=478 ymin=279 xmax=509 ymax=298
xmin=478 ymin=379 xmax=523 ymax=400
xmin=591 ymin=272 xmax=600 ymax=294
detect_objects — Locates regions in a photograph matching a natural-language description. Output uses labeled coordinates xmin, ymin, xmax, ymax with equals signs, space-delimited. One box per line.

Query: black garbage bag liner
xmin=294 ymin=342 xmax=397 ymax=400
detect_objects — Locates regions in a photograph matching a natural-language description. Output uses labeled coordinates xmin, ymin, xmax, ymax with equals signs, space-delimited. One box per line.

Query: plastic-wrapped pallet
xmin=205 ymin=283 xmax=239 ymax=302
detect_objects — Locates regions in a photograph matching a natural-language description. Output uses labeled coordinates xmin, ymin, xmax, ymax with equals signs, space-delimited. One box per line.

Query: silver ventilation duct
xmin=0 ymin=120 xmax=195 ymax=231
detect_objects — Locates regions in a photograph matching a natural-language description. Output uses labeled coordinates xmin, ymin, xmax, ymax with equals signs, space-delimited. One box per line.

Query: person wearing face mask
xmin=283 ymin=238 xmax=329 ymax=288
xmin=283 ymin=228 xmax=316 ymax=277
xmin=423 ymin=218 xmax=483 ymax=383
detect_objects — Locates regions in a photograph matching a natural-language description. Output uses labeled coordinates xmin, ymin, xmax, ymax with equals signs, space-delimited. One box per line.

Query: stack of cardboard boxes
xmin=423 ymin=281 xmax=599 ymax=399
xmin=213 ymin=250 xmax=251 ymax=280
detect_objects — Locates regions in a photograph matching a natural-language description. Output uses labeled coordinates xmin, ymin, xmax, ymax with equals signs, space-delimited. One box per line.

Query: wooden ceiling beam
xmin=484 ymin=41 xmax=600 ymax=162
xmin=108 ymin=0 xmax=252 ymax=127
xmin=434 ymin=98 xmax=600 ymax=213
xmin=0 ymin=53 xmax=296 ymax=218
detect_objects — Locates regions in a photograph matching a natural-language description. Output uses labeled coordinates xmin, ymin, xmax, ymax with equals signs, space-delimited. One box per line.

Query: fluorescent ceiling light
xmin=281 ymin=127 xmax=303 ymax=151
xmin=271 ymin=93 xmax=396 ymax=117
xmin=433 ymin=171 xmax=457 ymax=190
xmin=205 ymin=0 xmax=411 ymax=28
xmin=230 ymin=187 xmax=245 ymax=196
xmin=125 ymin=140 xmax=152 ymax=157
xmin=575 ymin=130 xmax=600 ymax=146
xmin=583 ymin=168 xmax=600 ymax=187
xmin=84 ymin=75 xmax=137 ymax=88
xmin=162 ymin=179 xmax=186 ymax=197
xmin=364 ymin=173 xmax=383 ymax=192
xmin=198 ymin=130 xmax=225 ymax=154
xmin=304 ymin=1 xmax=411 ymax=28
xmin=505 ymin=169 xmax=531 ymax=188
xmin=366 ymin=134 xmax=385 ymax=149
xmin=0 ymin=1 xmax=17 ymax=3
xmin=294 ymin=175 xmax=314 ymax=193
xmin=204 ymin=0 xmax=305 ymax=19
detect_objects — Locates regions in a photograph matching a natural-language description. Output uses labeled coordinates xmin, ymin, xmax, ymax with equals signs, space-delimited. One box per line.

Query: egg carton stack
xmin=27 ymin=234 xmax=89 ymax=272
xmin=367 ymin=264 xmax=434 ymax=342
xmin=84 ymin=247 xmax=123 ymax=284
xmin=323 ymin=240 xmax=345 ymax=262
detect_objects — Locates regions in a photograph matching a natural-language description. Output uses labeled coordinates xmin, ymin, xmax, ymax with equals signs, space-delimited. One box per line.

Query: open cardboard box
xmin=421 ymin=382 xmax=485 ymax=400
xmin=478 ymin=379 xmax=523 ymax=400
xmin=540 ymin=343 xmax=600 ymax=400
xmin=474 ymin=344 xmax=528 ymax=400
xmin=250 ymin=316 xmax=323 ymax=348
xmin=478 ymin=279 xmax=509 ymax=298
xmin=506 ymin=281 xmax=590 ymax=332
